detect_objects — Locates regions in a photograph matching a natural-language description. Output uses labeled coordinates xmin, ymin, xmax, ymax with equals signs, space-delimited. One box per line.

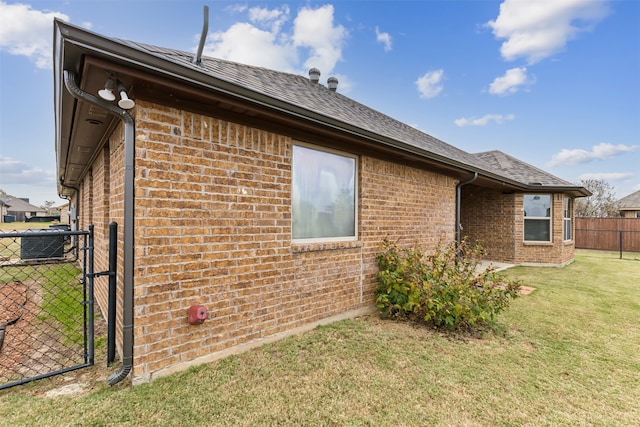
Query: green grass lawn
xmin=1 ymin=249 xmax=638 ymax=426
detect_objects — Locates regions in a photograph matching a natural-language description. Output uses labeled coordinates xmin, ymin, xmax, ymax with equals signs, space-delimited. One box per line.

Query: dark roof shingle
xmin=121 ymin=40 xmax=491 ymax=171
xmin=61 ymin=26 xmax=586 ymax=195
xmin=474 ymin=151 xmax=577 ymax=188
xmin=618 ymin=190 xmax=640 ymax=209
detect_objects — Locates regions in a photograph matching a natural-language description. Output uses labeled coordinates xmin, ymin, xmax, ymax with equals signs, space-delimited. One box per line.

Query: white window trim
xmin=523 ymin=194 xmax=552 ymax=243
xmin=563 ymin=197 xmax=573 ymax=242
xmin=291 ymin=142 xmax=358 ymax=244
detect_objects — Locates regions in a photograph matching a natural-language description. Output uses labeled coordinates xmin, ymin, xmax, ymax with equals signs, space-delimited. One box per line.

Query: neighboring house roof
xmin=2 ymin=196 xmax=44 ymax=213
xmin=53 ymin=19 xmax=590 ymax=198
xmin=617 ymin=190 xmax=640 ymax=211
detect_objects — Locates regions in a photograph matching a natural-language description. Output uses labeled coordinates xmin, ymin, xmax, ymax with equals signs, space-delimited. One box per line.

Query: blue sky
xmin=1 ymin=0 xmax=639 ymax=207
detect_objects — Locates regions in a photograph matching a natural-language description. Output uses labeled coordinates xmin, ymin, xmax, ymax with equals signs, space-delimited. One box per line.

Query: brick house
xmin=53 ymin=20 xmax=589 ymax=384
xmin=0 ymin=196 xmax=45 ymax=223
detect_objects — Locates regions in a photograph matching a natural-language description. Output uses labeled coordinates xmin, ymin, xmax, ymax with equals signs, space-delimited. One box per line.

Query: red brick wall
xmin=462 ymin=186 xmax=575 ymax=265
xmin=79 ymin=100 xmax=458 ymax=382
xmin=359 ymin=157 xmax=456 ymax=301
xmin=461 ymin=186 xmax=515 ymax=261
xmin=90 ymin=145 xmax=111 ymax=317
xmin=80 ymin=124 xmax=127 ymax=359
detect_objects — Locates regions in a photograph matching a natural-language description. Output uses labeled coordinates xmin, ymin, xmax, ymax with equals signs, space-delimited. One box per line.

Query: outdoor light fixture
xmin=117 ymin=83 xmax=135 ymax=110
xmin=97 ymin=77 xmax=116 ymax=101
xmin=97 ymin=75 xmax=135 ymax=109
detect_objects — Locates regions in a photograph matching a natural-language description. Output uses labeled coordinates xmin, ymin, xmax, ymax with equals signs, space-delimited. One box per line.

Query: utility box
xmin=21 ymin=229 xmax=65 ymax=260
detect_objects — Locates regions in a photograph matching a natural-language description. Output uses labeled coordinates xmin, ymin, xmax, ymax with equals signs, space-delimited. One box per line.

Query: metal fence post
xmin=107 ymin=222 xmax=118 ymax=365
xmin=87 ymin=225 xmax=95 ymax=366
xmin=619 ymin=230 xmax=623 ymax=260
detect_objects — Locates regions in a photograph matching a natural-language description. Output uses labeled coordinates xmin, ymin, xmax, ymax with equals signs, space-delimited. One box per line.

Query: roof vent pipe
xmin=193 ymin=5 xmax=209 ymax=65
xmin=328 ymin=76 xmax=338 ymax=92
xmin=309 ymin=68 xmax=320 ymax=83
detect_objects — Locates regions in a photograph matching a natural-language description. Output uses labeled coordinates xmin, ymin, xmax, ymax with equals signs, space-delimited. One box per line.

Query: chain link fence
xmin=0 ymin=227 xmax=94 ymax=390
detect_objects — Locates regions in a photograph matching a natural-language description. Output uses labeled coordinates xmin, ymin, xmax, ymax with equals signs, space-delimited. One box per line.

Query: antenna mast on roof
xmin=193 ymin=5 xmax=209 ymax=65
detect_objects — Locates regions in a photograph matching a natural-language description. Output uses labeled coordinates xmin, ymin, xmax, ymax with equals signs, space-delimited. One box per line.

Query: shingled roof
xmin=474 ymin=151 xmax=577 ymax=187
xmin=2 ymin=196 xmax=44 ymax=213
xmin=119 ymin=39 xmax=490 ymax=172
xmin=54 ymin=19 xmax=589 ymax=197
xmin=618 ymin=190 xmax=640 ymax=210
xmin=121 ymin=40 xmax=589 ymax=193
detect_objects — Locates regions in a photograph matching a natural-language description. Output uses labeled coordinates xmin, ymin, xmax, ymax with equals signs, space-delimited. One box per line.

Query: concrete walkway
xmin=477 ymin=260 xmax=516 ymax=272
xmin=476 ymin=260 xmax=536 ymax=294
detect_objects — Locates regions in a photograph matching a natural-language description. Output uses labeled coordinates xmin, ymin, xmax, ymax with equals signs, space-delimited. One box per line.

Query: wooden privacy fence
xmin=575 ymin=217 xmax=640 ymax=253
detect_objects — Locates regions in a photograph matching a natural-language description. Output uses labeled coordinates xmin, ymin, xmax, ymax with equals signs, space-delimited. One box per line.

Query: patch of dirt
xmin=0 ymin=281 xmax=38 ymax=381
xmin=44 ymin=382 xmax=87 ymax=398
xmin=1 ymin=314 xmax=117 ymax=397
xmin=1 ymin=278 xmax=117 ymax=396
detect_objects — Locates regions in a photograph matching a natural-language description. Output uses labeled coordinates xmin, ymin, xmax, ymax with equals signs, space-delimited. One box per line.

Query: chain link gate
xmin=0 ymin=225 xmax=95 ymax=390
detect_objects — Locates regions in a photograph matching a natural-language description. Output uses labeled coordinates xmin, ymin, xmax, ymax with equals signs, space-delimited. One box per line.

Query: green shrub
xmin=375 ymin=239 xmax=521 ymax=331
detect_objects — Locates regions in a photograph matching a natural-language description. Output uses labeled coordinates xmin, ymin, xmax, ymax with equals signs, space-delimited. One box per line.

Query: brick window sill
xmin=523 ymin=241 xmax=553 ymax=246
xmin=291 ymin=240 xmax=362 ymax=253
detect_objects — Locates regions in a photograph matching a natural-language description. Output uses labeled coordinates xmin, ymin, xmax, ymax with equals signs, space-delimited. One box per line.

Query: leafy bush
xmin=375 ymin=239 xmax=521 ymax=331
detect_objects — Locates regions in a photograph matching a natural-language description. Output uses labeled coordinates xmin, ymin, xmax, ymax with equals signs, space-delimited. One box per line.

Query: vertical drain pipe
xmin=456 ymin=172 xmax=478 ymax=247
xmin=63 ymin=70 xmax=135 ymax=385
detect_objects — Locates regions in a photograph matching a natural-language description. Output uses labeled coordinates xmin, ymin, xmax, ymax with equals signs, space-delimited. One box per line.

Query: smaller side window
xmin=563 ymin=197 xmax=573 ymax=241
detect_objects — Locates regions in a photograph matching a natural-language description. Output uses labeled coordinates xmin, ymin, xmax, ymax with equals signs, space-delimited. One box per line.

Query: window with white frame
xmin=523 ymin=194 xmax=552 ymax=242
xmin=292 ymin=144 xmax=356 ymax=241
xmin=563 ymin=197 xmax=573 ymax=241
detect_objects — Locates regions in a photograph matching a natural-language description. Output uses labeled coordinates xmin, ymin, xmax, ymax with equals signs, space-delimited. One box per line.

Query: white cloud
xmin=0 ymin=156 xmax=56 ymax=187
xmin=486 ymin=0 xmax=610 ymax=64
xmin=293 ymin=5 xmax=347 ymax=74
xmin=203 ymin=4 xmax=347 ymax=76
xmin=0 ymin=2 xmax=70 ymax=69
xmin=416 ymin=69 xmax=444 ymax=99
xmin=248 ymin=5 xmax=290 ymax=34
xmin=454 ymin=114 xmax=515 ymax=127
xmin=375 ymin=26 xmax=392 ymax=52
xmin=578 ymin=172 xmax=634 ymax=181
xmin=489 ymin=67 xmax=532 ymax=95
xmin=226 ymin=4 xmax=247 ymax=14
xmin=547 ymin=142 xmax=639 ymax=167
xmin=204 ymin=22 xmax=298 ymax=72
